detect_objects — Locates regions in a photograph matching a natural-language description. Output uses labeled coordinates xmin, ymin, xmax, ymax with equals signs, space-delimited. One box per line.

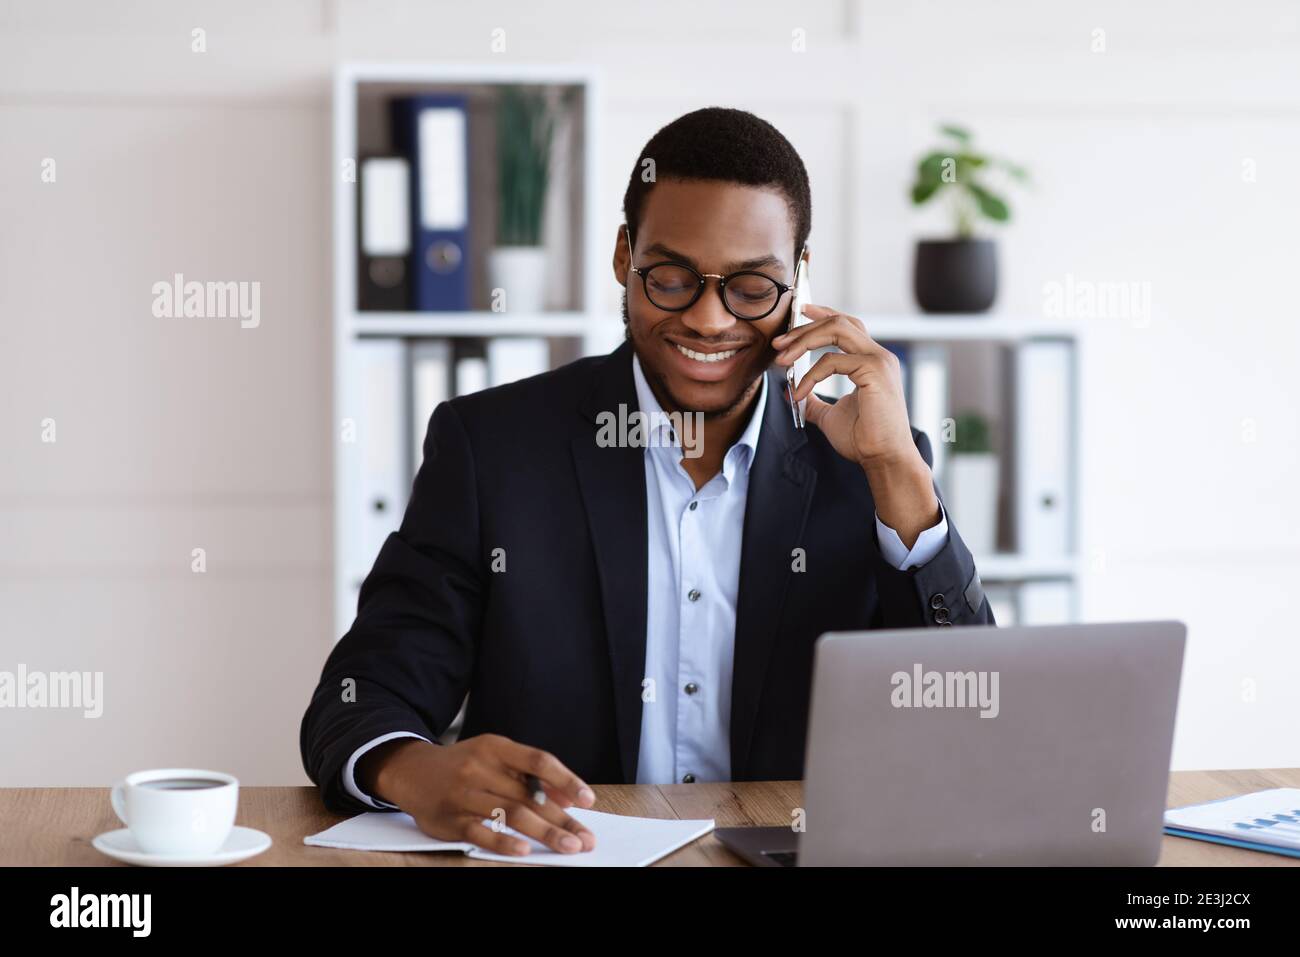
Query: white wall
xmin=2 ymin=0 xmax=1298 ymax=783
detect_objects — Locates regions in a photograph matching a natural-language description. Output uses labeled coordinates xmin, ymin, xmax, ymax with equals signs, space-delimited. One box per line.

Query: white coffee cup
xmin=110 ymin=768 xmax=238 ymax=856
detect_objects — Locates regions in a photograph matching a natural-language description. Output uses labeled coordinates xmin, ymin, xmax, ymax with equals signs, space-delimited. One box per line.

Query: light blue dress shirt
xmin=342 ymin=357 xmax=951 ymax=805
xmin=629 ymin=355 xmax=950 ymax=785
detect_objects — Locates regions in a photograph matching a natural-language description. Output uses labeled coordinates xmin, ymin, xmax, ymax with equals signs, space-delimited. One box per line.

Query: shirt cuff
xmin=342 ymin=731 xmax=432 ymax=809
xmin=875 ymin=501 xmax=949 ymax=570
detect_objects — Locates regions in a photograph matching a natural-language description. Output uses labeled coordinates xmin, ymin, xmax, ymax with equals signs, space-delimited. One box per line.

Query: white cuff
xmin=875 ymin=501 xmax=949 ymax=570
xmin=342 ymin=731 xmax=432 ymax=809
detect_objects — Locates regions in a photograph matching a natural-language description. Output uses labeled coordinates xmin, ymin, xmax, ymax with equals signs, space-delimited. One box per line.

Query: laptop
xmin=716 ymin=620 xmax=1185 ymax=866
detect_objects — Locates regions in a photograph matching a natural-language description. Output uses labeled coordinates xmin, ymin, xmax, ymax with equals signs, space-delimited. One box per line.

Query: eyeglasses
xmin=625 ymin=228 xmax=795 ymax=321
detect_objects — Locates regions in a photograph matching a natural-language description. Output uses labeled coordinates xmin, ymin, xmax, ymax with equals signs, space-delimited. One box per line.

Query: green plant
xmin=909 ymin=124 xmax=1028 ymax=239
xmin=951 ymin=411 xmax=993 ymax=455
xmin=496 ymin=86 xmax=558 ymax=247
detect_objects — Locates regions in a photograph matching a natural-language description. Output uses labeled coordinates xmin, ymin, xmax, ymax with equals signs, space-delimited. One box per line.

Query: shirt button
xmin=688 ymin=500 xmax=698 ymax=511
xmin=684 ymin=682 xmax=699 ymax=695
xmin=687 ymin=589 xmax=701 ymax=602
xmin=929 ymin=594 xmax=945 ymax=609
xmin=682 ymin=773 xmax=696 ymax=784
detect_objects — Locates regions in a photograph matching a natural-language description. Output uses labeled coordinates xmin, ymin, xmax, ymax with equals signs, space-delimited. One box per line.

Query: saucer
xmin=92 ymin=826 xmax=272 ymax=867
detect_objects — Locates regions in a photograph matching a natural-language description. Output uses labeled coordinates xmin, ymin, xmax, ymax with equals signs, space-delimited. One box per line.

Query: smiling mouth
xmin=673 ymin=342 xmax=742 ymax=363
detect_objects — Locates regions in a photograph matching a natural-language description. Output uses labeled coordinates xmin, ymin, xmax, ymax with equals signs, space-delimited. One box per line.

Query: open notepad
xmin=1164 ymin=787 xmax=1300 ymax=859
xmin=304 ymin=806 xmax=715 ymax=867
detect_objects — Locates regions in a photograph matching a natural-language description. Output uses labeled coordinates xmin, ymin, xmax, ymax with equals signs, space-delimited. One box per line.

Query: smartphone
xmin=785 ymin=250 xmax=812 ymax=428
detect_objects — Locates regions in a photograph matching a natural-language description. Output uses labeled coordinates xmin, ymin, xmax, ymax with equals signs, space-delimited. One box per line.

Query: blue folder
xmin=391 ymin=95 xmax=471 ymax=312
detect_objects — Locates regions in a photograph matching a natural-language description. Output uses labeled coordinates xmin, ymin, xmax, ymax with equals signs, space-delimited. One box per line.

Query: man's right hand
xmin=356 ymin=734 xmax=598 ymax=856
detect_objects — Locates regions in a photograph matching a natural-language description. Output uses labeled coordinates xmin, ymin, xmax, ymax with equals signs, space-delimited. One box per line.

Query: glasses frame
xmin=624 ymin=227 xmax=797 ymax=322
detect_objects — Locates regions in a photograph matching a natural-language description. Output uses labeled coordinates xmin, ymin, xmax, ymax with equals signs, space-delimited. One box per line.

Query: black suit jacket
xmin=301 ymin=341 xmax=995 ymax=812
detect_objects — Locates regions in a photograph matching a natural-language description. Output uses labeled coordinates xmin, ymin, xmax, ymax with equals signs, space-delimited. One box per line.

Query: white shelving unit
xmin=332 ymin=62 xmax=609 ymax=635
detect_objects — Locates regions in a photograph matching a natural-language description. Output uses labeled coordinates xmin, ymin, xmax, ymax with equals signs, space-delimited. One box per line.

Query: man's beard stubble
xmin=621 ymin=291 xmax=766 ymax=421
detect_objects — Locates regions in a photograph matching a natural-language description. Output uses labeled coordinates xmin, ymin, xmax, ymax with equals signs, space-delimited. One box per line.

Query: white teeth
xmin=675 ymin=343 xmax=738 ymax=363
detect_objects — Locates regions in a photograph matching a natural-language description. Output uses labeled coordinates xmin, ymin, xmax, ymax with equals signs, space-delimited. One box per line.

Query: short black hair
xmin=622 ymin=107 xmax=812 ymax=264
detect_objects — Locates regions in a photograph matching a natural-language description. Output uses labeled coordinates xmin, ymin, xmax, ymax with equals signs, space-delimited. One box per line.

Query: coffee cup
xmin=109 ymin=768 xmax=238 ymax=856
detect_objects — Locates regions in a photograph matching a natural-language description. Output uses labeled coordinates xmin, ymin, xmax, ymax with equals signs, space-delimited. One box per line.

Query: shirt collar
xmin=630 ymin=350 xmax=767 ymax=476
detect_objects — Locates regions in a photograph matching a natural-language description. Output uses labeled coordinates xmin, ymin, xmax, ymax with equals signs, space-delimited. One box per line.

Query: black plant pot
xmin=913 ymin=239 xmax=998 ymax=314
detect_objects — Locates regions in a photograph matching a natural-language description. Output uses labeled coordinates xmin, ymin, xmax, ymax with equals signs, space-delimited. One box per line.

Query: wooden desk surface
xmin=4 ymin=769 xmax=1297 ymax=866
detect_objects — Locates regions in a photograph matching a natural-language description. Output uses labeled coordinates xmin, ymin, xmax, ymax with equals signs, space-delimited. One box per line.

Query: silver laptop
xmin=716 ymin=621 xmax=1185 ymax=866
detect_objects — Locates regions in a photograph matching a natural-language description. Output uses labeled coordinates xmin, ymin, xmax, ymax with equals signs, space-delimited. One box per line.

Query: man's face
xmin=614 ymin=179 xmax=797 ymax=417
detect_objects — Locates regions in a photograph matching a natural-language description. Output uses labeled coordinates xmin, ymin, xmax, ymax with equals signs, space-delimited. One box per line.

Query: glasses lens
xmin=643 ymin=264 xmax=700 ymax=310
xmin=725 ymin=273 xmax=781 ymax=318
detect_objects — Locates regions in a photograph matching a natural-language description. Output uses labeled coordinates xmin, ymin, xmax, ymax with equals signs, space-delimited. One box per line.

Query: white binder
xmin=352 ymin=340 xmax=407 ymax=579
xmin=487 ymin=338 xmax=550 ymax=387
xmin=908 ymin=343 xmax=949 ymax=482
xmin=1015 ymin=340 xmax=1074 ymax=555
xmin=1017 ymin=580 xmax=1075 ymax=625
xmin=409 ymin=340 xmax=452 ymax=478
xmin=455 ymin=356 xmax=489 ymax=396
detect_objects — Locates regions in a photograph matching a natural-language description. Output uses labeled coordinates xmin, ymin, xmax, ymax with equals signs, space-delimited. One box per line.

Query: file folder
xmin=357 ymin=156 xmax=412 ymax=311
xmin=487 ymin=338 xmax=550 ymax=387
xmin=354 ymin=340 xmax=407 ymax=570
xmin=409 ymin=340 xmax=452 ymax=479
xmin=1015 ymin=340 xmax=1073 ymax=554
xmin=391 ymin=95 xmax=471 ymax=311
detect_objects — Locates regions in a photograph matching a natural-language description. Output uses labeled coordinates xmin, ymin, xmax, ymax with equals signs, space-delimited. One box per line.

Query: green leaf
xmin=917 ymin=151 xmax=949 ymax=180
xmin=911 ymin=180 xmax=941 ymax=205
xmin=940 ymin=124 xmax=971 ymax=142
xmin=967 ymin=182 xmax=1010 ymax=221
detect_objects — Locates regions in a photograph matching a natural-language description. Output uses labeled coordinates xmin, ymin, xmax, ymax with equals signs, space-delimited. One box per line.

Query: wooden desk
xmin=3 ymin=769 xmax=1297 ymax=866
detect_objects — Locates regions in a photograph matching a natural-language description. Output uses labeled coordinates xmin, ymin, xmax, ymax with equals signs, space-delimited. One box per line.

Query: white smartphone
xmin=785 ymin=251 xmax=813 ymax=428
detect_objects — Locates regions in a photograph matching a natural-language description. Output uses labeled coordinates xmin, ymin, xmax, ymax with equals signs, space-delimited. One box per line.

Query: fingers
xmin=790 ymin=351 xmax=868 ymax=403
xmin=461 ymin=789 xmax=588 ymax=855
xmin=476 ymin=764 xmax=597 ymax=851
xmin=801 ymin=393 xmax=834 ymax=428
xmin=771 ymin=305 xmax=873 ymax=363
xmin=456 ymin=815 xmax=532 ymax=857
xmin=492 ymin=737 xmax=596 ymax=809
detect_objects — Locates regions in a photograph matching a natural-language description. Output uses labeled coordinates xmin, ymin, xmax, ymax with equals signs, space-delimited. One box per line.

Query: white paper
xmin=304 ymin=807 xmax=714 ymax=866
xmin=467 ymin=807 xmax=715 ymax=867
xmin=1165 ymin=788 xmax=1300 ymax=849
xmin=304 ymin=811 xmax=471 ymax=853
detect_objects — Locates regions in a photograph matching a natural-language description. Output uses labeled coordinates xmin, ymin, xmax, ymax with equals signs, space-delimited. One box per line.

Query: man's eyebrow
xmin=641 ymin=242 xmax=786 ymax=275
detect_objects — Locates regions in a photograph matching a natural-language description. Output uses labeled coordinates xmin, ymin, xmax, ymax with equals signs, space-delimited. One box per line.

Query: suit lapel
xmin=730 ymin=370 xmax=816 ymax=779
xmin=570 ymin=341 xmax=648 ymax=783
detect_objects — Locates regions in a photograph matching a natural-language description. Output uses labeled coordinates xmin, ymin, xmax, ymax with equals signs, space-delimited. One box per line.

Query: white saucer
xmin=92 ymin=826 xmax=272 ymax=867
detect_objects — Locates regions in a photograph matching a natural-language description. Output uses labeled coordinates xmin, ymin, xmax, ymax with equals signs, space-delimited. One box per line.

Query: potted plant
xmin=946 ymin=411 xmax=999 ymax=554
xmin=489 ymin=86 xmax=557 ymax=313
xmin=909 ymin=124 xmax=1027 ymax=314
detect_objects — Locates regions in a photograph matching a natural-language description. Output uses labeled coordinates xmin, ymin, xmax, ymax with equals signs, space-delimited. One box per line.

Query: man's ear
xmin=612 ymin=224 xmax=631 ymax=287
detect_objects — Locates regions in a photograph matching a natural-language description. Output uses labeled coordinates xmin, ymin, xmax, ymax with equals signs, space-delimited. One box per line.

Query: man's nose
xmin=679 ymin=282 xmax=738 ymax=338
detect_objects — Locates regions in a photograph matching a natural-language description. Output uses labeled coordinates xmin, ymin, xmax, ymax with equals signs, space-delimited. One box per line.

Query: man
xmin=301 ymin=107 xmax=994 ymax=858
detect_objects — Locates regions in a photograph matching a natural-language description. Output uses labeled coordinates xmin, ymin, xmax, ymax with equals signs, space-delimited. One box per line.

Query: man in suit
xmin=301 ymin=107 xmax=994 ymax=857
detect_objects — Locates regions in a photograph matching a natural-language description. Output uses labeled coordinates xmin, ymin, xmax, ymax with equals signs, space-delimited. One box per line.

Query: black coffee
xmin=138 ymin=778 xmax=224 ymax=790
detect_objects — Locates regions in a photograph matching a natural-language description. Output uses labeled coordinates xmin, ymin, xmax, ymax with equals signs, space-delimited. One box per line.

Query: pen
xmin=525 ymin=773 xmax=546 ymax=806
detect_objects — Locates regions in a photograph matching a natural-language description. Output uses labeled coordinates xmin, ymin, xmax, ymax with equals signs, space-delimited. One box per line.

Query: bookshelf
xmin=331 ymin=62 xmax=610 ymax=634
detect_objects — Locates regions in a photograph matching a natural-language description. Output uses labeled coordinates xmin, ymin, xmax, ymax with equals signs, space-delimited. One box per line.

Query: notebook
xmin=1163 ymin=787 xmax=1300 ymax=859
xmin=304 ymin=806 xmax=715 ymax=867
